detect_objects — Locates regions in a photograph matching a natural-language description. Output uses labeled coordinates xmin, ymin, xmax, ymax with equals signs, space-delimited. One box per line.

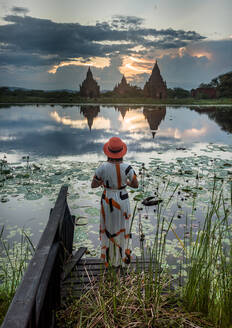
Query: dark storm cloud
xmin=0 ymin=14 xmax=205 ymax=68
xmin=0 ymin=52 xmax=58 ymax=67
xmin=110 ymin=15 xmax=144 ymax=30
xmin=11 ymin=6 xmax=29 ymax=15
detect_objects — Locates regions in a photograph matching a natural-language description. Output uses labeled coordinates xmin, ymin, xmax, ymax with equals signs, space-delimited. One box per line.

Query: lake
xmin=0 ymin=104 xmax=232 ymax=265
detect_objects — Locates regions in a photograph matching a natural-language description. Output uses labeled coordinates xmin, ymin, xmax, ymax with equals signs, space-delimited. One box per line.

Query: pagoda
xmin=143 ymin=61 xmax=167 ymax=99
xmin=113 ymin=75 xmax=138 ymax=96
xmin=79 ymin=67 xmax=100 ymax=98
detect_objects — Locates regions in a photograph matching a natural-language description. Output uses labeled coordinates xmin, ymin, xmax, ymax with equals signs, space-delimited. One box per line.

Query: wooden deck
xmin=61 ymin=255 xmax=160 ymax=302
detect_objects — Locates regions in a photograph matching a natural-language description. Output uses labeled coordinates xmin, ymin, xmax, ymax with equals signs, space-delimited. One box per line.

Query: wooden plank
xmin=77 ymin=257 xmax=157 ymax=265
xmin=1 ymin=186 xmax=68 ymax=328
xmin=35 ymin=242 xmax=60 ymax=326
xmin=62 ymin=247 xmax=87 ymax=281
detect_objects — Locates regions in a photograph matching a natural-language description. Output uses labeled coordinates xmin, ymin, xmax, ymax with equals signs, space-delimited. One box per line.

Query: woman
xmin=91 ymin=136 xmax=138 ymax=268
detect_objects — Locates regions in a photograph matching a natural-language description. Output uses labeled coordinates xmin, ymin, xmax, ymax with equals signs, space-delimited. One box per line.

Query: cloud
xmin=0 ymin=15 xmax=205 ymax=64
xmin=0 ymin=14 xmax=231 ymax=90
xmin=157 ymin=39 xmax=232 ymax=88
xmin=110 ymin=15 xmax=145 ymax=30
xmin=11 ymin=6 xmax=29 ymax=16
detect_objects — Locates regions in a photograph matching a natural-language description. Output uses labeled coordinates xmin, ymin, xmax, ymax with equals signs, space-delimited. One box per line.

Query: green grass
xmin=0 ymin=227 xmax=34 ymax=325
xmin=0 ymin=95 xmax=232 ymax=105
xmin=182 ymin=179 xmax=232 ymax=327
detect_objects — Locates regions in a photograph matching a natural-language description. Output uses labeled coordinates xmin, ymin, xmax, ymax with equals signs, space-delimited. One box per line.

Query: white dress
xmin=94 ymin=161 xmax=137 ymax=267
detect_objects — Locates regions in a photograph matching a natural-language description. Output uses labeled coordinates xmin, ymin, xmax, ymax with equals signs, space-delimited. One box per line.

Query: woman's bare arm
xmin=127 ymin=176 xmax=138 ymax=189
xmin=91 ymin=176 xmax=103 ymax=188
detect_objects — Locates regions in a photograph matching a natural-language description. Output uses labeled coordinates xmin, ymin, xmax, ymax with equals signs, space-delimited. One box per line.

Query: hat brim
xmin=103 ymin=141 xmax=127 ymax=159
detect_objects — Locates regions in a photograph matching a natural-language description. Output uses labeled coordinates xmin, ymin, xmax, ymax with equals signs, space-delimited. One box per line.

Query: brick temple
xmin=143 ymin=61 xmax=167 ymax=99
xmin=79 ymin=67 xmax=100 ymax=98
xmin=113 ymin=75 xmax=135 ymax=96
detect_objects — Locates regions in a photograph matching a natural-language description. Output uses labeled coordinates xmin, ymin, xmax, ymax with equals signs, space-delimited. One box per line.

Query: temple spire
xmin=79 ymin=67 xmax=100 ymax=98
xmin=143 ymin=60 xmax=167 ymax=99
xmin=86 ymin=66 xmax=93 ymax=79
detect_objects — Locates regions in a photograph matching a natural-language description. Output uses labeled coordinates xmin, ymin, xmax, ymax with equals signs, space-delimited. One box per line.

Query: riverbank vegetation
xmin=0 ymin=88 xmax=231 ymax=105
xmin=56 ymin=176 xmax=232 ymax=328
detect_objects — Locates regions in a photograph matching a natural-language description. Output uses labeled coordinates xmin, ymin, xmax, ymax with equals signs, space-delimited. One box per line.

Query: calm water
xmin=0 ymin=104 xmax=232 ymax=255
xmin=0 ymin=104 xmax=231 ymax=162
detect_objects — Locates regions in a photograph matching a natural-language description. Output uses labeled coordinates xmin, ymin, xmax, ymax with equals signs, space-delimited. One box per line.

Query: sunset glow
xmin=50 ymin=111 xmax=110 ymax=129
xmin=48 ymin=57 xmax=110 ymax=74
xmin=119 ymin=56 xmax=154 ymax=78
xmin=119 ymin=111 xmax=149 ymax=131
xmin=192 ymin=52 xmax=212 ymax=60
xmin=178 ymin=47 xmax=186 ymax=57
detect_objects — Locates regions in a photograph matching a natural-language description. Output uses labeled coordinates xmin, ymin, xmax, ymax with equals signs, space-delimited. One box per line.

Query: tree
xmin=167 ymin=87 xmax=190 ymax=98
xmin=216 ymin=72 xmax=232 ymax=97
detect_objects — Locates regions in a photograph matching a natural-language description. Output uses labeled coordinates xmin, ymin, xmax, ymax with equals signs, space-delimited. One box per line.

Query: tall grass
xmin=182 ymin=179 xmax=232 ymax=327
xmin=0 ymin=226 xmax=34 ymax=324
xmin=57 ymin=266 xmax=211 ymax=328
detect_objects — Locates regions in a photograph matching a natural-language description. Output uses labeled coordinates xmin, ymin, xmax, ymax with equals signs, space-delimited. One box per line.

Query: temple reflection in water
xmin=143 ymin=106 xmax=166 ymax=138
xmin=114 ymin=106 xmax=129 ymax=119
xmin=114 ymin=106 xmax=166 ymax=137
xmin=80 ymin=105 xmax=100 ymax=130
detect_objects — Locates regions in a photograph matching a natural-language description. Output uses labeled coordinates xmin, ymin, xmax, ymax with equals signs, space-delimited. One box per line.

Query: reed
xmin=57 ymin=267 xmax=211 ymax=328
xmin=0 ymin=227 xmax=34 ymax=324
xmin=182 ymin=179 xmax=232 ymax=327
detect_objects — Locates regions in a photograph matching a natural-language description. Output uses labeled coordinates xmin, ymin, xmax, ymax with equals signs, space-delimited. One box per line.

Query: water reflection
xmin=114 ymin=106 xmax=128 ymax=119
xmin=80 ymin=106 xmax=100 ymax=130
xmin=190 ymin=107 xmax=232 ymax=134
xmin=0 ymin=105 xmax=231 ymax=160
xmin=143 ymin=107 xmax=166 ymax=138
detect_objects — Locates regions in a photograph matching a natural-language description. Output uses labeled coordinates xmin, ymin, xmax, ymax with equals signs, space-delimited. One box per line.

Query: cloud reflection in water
xmin=0 ymin=105 xmax=231 ymax=160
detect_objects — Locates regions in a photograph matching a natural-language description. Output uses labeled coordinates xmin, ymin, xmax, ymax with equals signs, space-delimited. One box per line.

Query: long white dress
xmin=94 ymin=161 xmax=137 ymax=267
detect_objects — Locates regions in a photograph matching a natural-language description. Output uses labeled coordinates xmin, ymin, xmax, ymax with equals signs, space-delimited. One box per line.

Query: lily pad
xmin=24 ymin=192 xmax=42 ymax=201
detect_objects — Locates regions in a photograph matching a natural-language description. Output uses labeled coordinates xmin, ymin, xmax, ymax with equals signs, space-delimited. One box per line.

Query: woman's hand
xmin=91 ymin=176 xmax=103 ymax=188
xmin=127 ymin=177 xmax=138 ymax=189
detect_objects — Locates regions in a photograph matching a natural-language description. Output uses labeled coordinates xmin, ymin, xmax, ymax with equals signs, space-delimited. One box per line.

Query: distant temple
xmin=80 ymin=67 xmax=100 ymax=98
xmin=143 ymin=106 xmax=166 ymax=138
xmin=191 ymin=87 xmax=217 ymax=99
xmin=80 ymin=105 xmax=100 ymax=130
xmin=113 ymin=75 xmax=142 ymax=96
xmin=143 ymin=61 xmax=167 ymax=99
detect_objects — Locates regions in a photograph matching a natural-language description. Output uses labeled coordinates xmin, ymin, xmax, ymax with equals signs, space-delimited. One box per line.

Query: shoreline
xmin=1 ymin=101 xmax=232 ymax=107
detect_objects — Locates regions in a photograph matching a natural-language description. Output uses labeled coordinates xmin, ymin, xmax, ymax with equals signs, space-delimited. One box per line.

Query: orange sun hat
xmin=103 ymin=137 xmax=127 ymax=159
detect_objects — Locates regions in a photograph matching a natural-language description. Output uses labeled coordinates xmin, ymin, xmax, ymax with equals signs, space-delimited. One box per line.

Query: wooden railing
xmin=1 ymin=186 xmax=75 ymax=328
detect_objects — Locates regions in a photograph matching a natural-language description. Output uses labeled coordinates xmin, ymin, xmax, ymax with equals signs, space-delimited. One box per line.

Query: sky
xmin=0 ymin=0 xmax=231 ymax=90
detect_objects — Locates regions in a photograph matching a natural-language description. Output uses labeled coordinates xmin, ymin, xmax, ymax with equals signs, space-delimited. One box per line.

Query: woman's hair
xmin=107 ymin=157 xmax=123 ymax=162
